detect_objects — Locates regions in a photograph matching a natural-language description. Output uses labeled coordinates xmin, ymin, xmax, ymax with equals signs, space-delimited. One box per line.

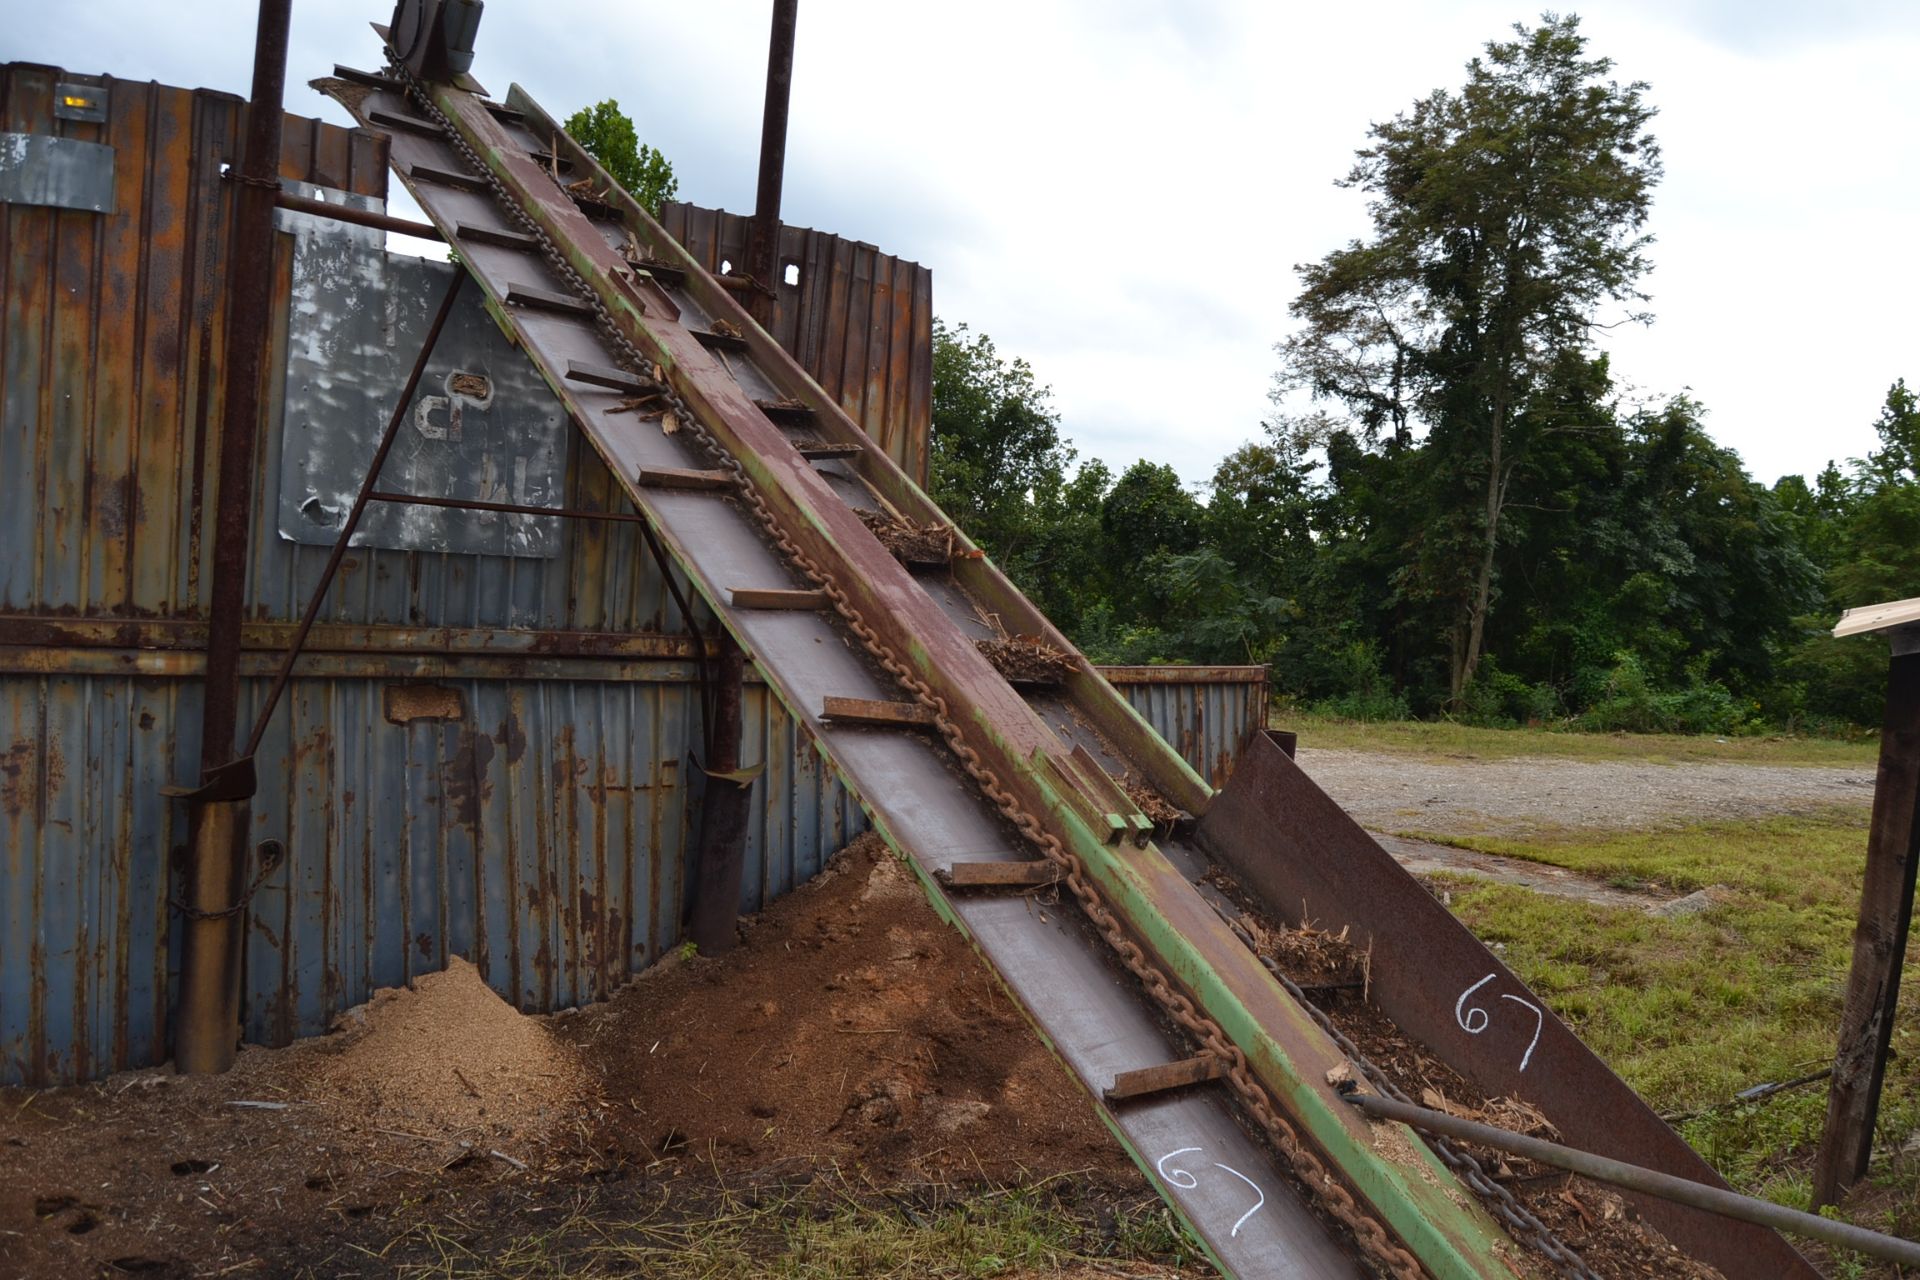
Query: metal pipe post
xmin=745 ymin=0 xmax=797 ymax=329
xmin=1814 ymin=642 xmax=1920 ymax=1206
xmin=275 ymin=189 xmax=444 ymax=241
xmin=688 ymin=632 xmax=750 ymax=954
xmin=175 ymin=0 xmax=293 ymax=1075
xmin=1344 ymin=1091 xmax=1920 ymax=1268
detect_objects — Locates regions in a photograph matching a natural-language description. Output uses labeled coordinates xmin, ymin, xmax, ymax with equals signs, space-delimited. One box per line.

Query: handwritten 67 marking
xmin=1454 ymin=973 xmax=1545 ymax=1072
xmin=1156 ymin=1147 xmax=1266 ymax=1237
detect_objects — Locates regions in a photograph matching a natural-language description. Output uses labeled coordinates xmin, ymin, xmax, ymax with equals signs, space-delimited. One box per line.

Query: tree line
xmin=929 ymin=16 xmax=1916 ymax=733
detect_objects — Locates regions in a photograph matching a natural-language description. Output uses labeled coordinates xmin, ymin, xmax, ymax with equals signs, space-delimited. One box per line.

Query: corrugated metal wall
xmin=0 ymin=64 xmax=390 ymax=623
xmin=0 ymin=654 xmax=861 ymax=1084
xmin=0 ymin=63 xmax=1265 ymax=1088
xmin=1099 ymin=666 xmax=1270 ymax=789
xmin=659 ymin=201 xmax=932 ymax=486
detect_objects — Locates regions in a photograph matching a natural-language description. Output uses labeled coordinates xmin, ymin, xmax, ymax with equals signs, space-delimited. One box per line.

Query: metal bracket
xmin=159 ymin=756 xmax=258 ymax=804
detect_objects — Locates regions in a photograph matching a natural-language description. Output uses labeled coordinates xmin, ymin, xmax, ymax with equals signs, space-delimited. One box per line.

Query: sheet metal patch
xmin=0 ymin=133 xmax=114 ymax=212
xmin=276 ymin=182 xmax=567 ymax=558
xmin=54 ymin=83 xmax=108 ymax=124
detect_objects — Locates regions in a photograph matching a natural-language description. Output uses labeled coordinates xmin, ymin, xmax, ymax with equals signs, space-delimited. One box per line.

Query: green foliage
xmin=563 ymin=99 xmax=678 ymax=215
xmin=1769 ymin=380 xmax=1920 ymax=727
xmin=1307 ymin=642 xmax=1411 ymax=722
xmin=1456 ymin=656 xmax=1559 ymax=728
xmin=1279 ymin=14 xmax=1662 ymax=706
xmin=1572 ymin=651 xmax=1747 ymax=736
xmin=914 ymin=17 xmax=1909 ymax=736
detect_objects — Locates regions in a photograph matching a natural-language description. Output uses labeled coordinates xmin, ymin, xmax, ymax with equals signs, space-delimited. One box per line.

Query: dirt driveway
xmin=1295 ymin=748 xmax=1876 ymax=839
xmin=1292 ymin=747 xmax=1877 ymax=910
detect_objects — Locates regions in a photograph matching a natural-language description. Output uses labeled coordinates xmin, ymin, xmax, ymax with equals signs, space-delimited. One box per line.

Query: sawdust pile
xmin=314 ymin=955 xmax=589 ymax=1145
xmin=858 ymin=508 xmax=954 ymax=565
xmin=977 ymin=634 xmax=1076 ymax=685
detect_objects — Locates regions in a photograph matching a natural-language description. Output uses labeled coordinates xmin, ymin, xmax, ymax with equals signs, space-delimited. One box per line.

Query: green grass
xmin=1276 ymin=708 xmax=1879 ymax=766
xmin=324 ymin=1177 xmax=1202 ymax=1280
xmin=1424 ymin=810 xmax=1920 ymax=1250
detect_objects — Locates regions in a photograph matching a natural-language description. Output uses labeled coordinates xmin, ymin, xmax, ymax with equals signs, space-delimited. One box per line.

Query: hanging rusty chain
xmin=170 ymin=839 xmax=286 ymax=921
xmin=1215 ymin=914 xmax=1601 ymax=1280
xmin=386 ymin=61 xmax=1428 ymax=1280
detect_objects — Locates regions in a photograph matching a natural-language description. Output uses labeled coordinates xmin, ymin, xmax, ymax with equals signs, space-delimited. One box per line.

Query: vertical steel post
xmin=1814 ymin=639 xmax=1920 ymax=1207
xmin=685 ymin=0 xmax=795 ymax=948
xmin=689 ymin=633 xmax=750 ymax=953
xmin=174 ymin=0 xmax=292 ymax=1075
xmin=746 ymin=0 xmax=797 ymax=330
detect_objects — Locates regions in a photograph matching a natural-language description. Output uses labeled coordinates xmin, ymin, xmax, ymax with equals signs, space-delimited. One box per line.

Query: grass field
xmin=333 ymin=1177 xmax=1196 ymax=1280
xmin=1415 ymin=807 xmax=1920 ymax=1268
xmin=1278 ymin=709 xmax=1881 ymax=766
xmin=1295 ymin=716 xmax=1913 ymax=1268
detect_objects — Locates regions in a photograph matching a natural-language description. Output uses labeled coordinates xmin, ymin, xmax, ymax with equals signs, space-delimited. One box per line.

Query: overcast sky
xmin=16 ymin=1 xmax=1919 ymax=491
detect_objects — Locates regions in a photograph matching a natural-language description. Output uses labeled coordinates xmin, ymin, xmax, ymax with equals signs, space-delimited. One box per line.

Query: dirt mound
xmin=315 ymin=954 xmax=589 ymax=1146
xmin=561 ymin=832 xmax=1133 ymax=1182
xmin=0 ymin=835 xmax=1144 ymax=1278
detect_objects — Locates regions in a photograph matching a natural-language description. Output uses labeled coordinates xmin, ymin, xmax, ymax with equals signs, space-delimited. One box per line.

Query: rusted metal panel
xmin=0 ymin=64 xmax=386 ymax=623
xmin=0 ymin=63 xmax=690 ymax=638
xmin=1196 ymin=731 xmax=1819 ymax=1279
xmin=0 ymin=134 xmax=116 ymax=212
xmin=0 ymin=661 xmax=863 ymax=1084
xmin=275 ymin=193 xmax=571 ymax=559
xmin=0 ymin=64 xmax=875 ymax=1086
xmin=657 ymin=200 xmax=931 ymax=486
xmin=1099 ymin=665 xmax=1269 ymax=787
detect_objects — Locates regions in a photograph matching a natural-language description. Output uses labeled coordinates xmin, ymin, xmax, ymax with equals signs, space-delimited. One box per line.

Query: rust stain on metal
xmin=383 ymin=683 xmax=465 ymax=724
xmin=657 ymin=201 xmax=932 ymax=486
xmin=443 ymin=727 xmax=496 ymax=829
xmin=0 ymin=738 xmax=34 ymax=819
xmin=498 ymin=711 xmax=528 ymax=766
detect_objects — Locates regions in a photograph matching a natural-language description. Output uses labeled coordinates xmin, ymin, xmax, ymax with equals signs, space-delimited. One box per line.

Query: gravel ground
xmin=1295 ymin=748 xmax=1877 ymax=839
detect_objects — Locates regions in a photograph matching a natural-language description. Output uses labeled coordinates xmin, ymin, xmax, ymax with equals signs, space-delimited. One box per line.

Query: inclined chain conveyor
xmin=321 ymin=26 xmax=1818 ymax=1278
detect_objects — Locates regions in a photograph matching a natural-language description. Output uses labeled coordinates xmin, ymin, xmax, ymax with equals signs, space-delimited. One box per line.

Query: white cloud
xmin=13 ymin=0 xmax=1915 ymax=488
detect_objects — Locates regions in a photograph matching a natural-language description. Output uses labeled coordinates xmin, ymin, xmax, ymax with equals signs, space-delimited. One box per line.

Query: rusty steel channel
xmin=1198 ymin=732 xmax=1819 ymax=1278
xmin=1343 ymin=1092 xmax=1920 ymax=1269
xmin=322 ymin=53 xmax=1494 ymax=1280
xmin=174 ymin=0 xmax=294 ymax=1076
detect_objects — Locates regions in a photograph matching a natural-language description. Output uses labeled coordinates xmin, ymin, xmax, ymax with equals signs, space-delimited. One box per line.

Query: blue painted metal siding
xmin=1101 ymin=666 xmax=1270 ymax=790
xmin=0 ymin=64 xmax=1268 ymax=1089
xmin=0 ymin=663 xmax=864 ymax=1085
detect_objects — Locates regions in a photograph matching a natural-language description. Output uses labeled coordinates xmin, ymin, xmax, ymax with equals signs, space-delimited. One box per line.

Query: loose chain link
xmin=1216 ymin=916 xmax=1601 ymax=1280
xmin=170 ymin=840 xmax=285 ymax=921
xmin=387 ymin=60 xmax=1426 ymax=1280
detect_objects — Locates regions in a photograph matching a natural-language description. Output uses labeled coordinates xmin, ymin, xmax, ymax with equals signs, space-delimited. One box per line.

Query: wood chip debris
xmin=976 ymin=634 xmax=1075 ymax=685
xmin=1122 ymin=773 xmax=1181 ymax=826
xmin=857 ymin=509 xmax=953 ymax=564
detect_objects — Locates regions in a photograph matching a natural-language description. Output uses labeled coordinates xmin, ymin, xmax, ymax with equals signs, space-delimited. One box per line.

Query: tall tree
xmin=564 ymin=99 xmax=679 ymax=215
xmin=928 ymin=318 xmax=1076 ymax=558
xmin=926 ymin=319 xmax=1113 ymax=628
xmin=1858 ymin=378 xmax=1920 ymax=491
xmin=1278 ymin=14 xmax=1662 ymax=705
